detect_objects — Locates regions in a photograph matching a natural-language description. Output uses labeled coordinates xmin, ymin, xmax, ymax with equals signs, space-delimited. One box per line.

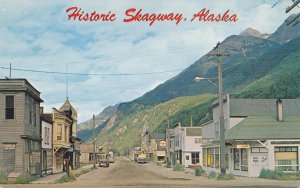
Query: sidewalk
xmin=31 ymin=164 xmax=94 ymax=184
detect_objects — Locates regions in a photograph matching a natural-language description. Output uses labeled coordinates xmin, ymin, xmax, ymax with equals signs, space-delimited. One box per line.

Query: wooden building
xmin=0 ymin=79 xmax=43 ymax=177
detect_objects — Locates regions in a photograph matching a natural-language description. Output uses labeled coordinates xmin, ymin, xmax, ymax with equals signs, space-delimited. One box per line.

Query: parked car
xmin=99 ymin=158 xmax=109 ymax=167
xmin=108 ymin=157 xmax=115 ymax=163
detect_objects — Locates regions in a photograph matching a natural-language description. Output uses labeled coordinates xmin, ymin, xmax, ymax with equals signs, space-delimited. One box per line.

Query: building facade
xmin=202 ymin=95 xmax=300 ymax=177
xmin=59 ymin=98 xmax=80 ymax=170
xmin=0 ymin=79 xmax=43 ymax=177
xmin=40 ymin=112 xmax=53 ymax=175
xmin=52 ymin=108 xmax=72 ymax=173
xmin=173 ymin=123 xmax=202 ymax=168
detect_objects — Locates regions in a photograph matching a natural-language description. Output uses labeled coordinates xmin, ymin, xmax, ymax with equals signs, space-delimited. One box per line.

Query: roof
xmin=225 ymin=116 xmax=300 ymax=140
xmin=186 ymin=127 xmax=202 ymax=136
xmin=41 ymin=113 xmax=53 ymax=124
xmin=59 ymin=97 xmax=77 ymax=118
xmin=0 ymin=79 xmax=43 ymax=102
xmin=229 ymin=99 xmax=300 ymax=117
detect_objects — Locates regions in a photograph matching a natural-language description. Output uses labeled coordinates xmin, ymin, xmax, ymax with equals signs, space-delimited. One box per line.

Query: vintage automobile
xmin=108 ymin=157 xmax=115 ymax=163
xmin=99 ymin=158 xmax=109 ymax=167
xmin=137 ymin=153 xmax=147 ymax=163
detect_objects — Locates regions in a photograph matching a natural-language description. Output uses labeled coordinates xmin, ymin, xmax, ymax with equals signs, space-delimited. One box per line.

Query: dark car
xmin=99 ymin=158 xmax=109 ymax=167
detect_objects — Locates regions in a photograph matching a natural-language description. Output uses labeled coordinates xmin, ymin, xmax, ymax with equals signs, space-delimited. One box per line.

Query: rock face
xmin=78 ymin=104 xmax=118 ymax=131
xmin=240 ymin=27 xmax=270 ymax=39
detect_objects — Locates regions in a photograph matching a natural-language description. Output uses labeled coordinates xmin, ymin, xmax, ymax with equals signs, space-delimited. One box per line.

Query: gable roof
xmin=225 ymin=116 xmax=300 ymax=140
xmin=229 ymin=99 xmax=300 ymax=117
xmin=59 ymin=97 xmax=77 ymax=118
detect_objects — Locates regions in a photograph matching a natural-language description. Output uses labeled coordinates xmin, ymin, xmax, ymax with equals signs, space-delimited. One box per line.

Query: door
xmin=3 ymin=144 xmax=16 ymax=174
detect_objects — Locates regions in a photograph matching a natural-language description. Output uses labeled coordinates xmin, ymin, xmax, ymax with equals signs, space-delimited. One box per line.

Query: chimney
xmin=276 ymin=99 xmax=283 ymax=122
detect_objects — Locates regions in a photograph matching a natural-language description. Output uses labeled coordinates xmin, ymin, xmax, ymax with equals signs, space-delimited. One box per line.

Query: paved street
xmin=1 ymin=158 xmax=300 ymax=188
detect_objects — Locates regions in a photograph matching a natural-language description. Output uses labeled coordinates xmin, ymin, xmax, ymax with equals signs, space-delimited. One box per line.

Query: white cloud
xmin=0 ymin=0 xmax=291 ymax=122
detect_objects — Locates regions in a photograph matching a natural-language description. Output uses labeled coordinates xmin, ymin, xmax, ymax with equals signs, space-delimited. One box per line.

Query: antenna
xmin=9 ymin=63 xmax=11 ymax=79
xmin=66 ymin=64 xmax=68 ymax=98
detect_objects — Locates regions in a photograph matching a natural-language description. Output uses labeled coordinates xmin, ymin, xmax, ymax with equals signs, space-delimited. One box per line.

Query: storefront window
xmin=234 ymin=148 xmax=240 ymax=170
xmin=203 ymin=148 xmax=207 ymax=167
xmin=207 ymin=148 xmax=211 ymax=167
xmin=275 ymin=147 xmax=298 ymax=171
xmin=241 ymin=148 xmax=248 ymax=171
xmin=210 ymin=148 xmax=215 ymax=168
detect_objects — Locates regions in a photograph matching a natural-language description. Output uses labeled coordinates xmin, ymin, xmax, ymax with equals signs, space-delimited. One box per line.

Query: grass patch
xmin=0 ymin=171 xmax=8 ymax=184
xmin=164 ymin=163 xmax=172 ymax=168
xmin=56 ymin=172 xmax=76 ymax=183
xmin=173 ymin=163 xmax=184 ymax=171
xmin=217 ymin=173 xmax=235 ymax=180
xmin=195 ymin=167 xmax=205 ymax=176
xmin=260 ymin=168 xmax=300 ymax=180
xmin=75 ymin=169 xmax=90 ymax=177
xmin=14 ymin=174 xmax=31 ymax=184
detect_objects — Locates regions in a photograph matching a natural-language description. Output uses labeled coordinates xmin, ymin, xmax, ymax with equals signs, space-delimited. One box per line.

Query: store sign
xmin=159 ymin=141 xmax=167 ymax=148
xmin=237 ymin=144 xmax=249 ymax=149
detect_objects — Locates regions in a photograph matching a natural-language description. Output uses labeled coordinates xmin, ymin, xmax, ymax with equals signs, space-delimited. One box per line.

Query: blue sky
xmin=0 ymin=0 xmax=297 ymax=122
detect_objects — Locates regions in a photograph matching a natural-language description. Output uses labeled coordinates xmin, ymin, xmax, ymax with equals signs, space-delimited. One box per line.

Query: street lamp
xmin=194 ymin=77 xmax=218 ymax=88
xmin=194 ymin=42 xmax=227 ymax=175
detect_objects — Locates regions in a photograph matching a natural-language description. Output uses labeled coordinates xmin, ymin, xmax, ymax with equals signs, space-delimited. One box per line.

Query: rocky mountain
xmin=85 ymin=18 xmax=300 ymax=152
xmin=240 ymin=27 xmax=270 ymax=39
xmin=77 ymin=105 xmax=118 ymax=140
xmin=267 ymin=14 xmax=300 ymax=44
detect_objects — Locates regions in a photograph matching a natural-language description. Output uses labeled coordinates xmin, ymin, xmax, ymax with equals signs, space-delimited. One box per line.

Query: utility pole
xmin=208 ymin=42 xmax=229 ymax=175
xmin=93 ymin=114 xmax=96 ymax=168
xmin=286 ymin=0 xmax=300 ymax=13
xmin=286 ymin=0 xmax=300 ymax=26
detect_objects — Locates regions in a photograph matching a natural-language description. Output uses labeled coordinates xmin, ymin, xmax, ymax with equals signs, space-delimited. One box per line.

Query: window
xmin=185 ymin=155 xmax=189 ymax=160
xmin=234 ymin=148 xmax=240 ymax=170
xmin=207 ymin=148 xmax=211 ymax=167
xmin=65 ymin=126 xmax=68 ymax=142
xmin=191 ymin=152 xmax=199 ymax=164
xmin=44 ymin=127 xmax=50 ymax=145
xmin=33 ymin=103 xmax=36 ymax=126
xmin=203 ymin=148 xmax=207 ymax=167
xmin=251 ymin=147 xmax=268 ymax=153
xmin=5 ymin=95 xmax=14 ymax=119
xmin=275 ymin=147 xmax=298 ymax=171
xmin=210 ymin=148 xmax=215 ymax=168
xmin=241 ymin=148 xmax=248 ymax=171
xmin=57 ymin=124 xmax=62 ymax=140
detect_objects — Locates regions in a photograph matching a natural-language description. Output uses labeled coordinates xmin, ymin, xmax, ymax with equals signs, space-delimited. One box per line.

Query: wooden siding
xmin=0 ymin=79 xmax=42 ymax=175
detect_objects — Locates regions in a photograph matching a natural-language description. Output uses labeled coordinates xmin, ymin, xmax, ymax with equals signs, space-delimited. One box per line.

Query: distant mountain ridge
xmin=82 ymin=18 xmax=300 ymax=151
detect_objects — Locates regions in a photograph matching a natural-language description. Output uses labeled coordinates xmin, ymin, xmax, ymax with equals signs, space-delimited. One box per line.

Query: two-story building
xmin=0 ymin=79 xmax=43 ymax=177
xmin=173 ymin=123 xmax=202 ymax=167
xmin=40 ymin=110 xmax=53 ymax=175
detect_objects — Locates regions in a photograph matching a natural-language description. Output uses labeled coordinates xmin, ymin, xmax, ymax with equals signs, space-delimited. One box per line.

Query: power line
xmin=0 ymin=66 xmax=184 ymax=76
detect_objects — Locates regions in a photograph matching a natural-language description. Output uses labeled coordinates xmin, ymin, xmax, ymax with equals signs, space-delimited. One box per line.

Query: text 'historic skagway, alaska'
xmin=66 ymin=7 xmax=238 ymax=26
